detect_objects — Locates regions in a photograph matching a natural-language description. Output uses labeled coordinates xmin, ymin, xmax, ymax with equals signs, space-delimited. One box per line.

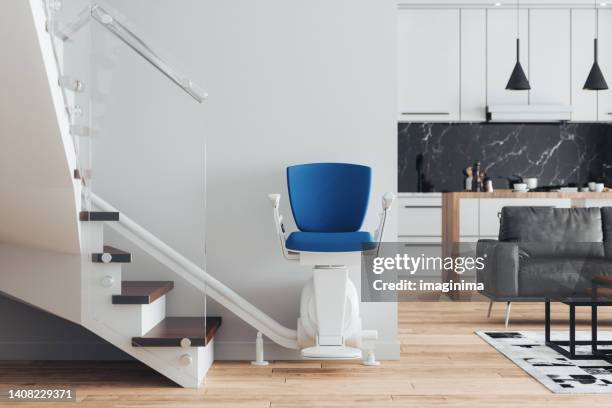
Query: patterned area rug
xmin=477 ymin=331 xmax=612 ymax=393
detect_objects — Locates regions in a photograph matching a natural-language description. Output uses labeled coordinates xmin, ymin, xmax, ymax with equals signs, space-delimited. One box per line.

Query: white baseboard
xmin=214 ymin=339 xmax=401 ymax=361
xmin=0 ymin=341 xmax=131 ymax=360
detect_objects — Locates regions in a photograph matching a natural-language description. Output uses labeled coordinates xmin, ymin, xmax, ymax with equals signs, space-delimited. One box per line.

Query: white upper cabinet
xmin=572 ymin=9 xmax=598 ymax=121
xmin=460 ymin=9 xmax=487 ymax=121
xmin=529 ymin=9 xmax=571 ymax=105
xmin=486 ymin=9 xmax=530 ymax=106
xmin=597 ymin=9 xmax=612 ymax=121
xmin=397 ymin=9 xmax=460 ymax=122
xmin=396 ymin=5 xmax=612 ymax=122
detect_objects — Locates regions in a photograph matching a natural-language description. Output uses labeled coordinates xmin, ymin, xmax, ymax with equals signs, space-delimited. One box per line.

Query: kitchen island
xmin=439 ymin=191 xmax=612 ymax=298
xmin=441 ymin=190 xmax=612 ymax=246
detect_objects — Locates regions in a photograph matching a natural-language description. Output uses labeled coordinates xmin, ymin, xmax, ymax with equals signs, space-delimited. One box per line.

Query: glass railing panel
xmin=49 ymin=0 xmax=210 ymax=346
xmin=90 ymin=5 xmax=207 ymax=103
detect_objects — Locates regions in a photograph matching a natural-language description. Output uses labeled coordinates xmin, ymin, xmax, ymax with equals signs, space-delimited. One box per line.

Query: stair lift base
xmin=299 ymin=265 xmax=363 ymax=360
xmin=302 ymin=345 xmax=362 ymax=360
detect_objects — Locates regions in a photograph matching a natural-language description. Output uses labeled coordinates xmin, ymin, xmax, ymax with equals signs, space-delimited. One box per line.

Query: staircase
xmin=80 ymin=209 xmax=222 ymax=387
xmin=1 ymin=0 xmax=302 ymax=388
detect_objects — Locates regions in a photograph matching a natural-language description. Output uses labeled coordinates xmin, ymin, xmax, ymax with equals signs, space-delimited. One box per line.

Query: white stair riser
xmin=88 ymin=263 xmax=122 ymax=296
xmin=113 ymin=296 xmax=166 ymax=336
xmin=82 ymin=222 xmax=105 ymax=254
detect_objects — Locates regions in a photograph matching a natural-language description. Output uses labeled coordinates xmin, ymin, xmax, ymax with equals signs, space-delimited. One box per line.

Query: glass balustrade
xmin=43 ymin=0 xmax=210 ymax=346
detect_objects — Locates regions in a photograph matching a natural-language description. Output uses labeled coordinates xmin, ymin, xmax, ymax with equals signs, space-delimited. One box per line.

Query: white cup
xmin=588 ymin=182 xmax=597 ymax=191
xmin=523 ymin=178 xmax=538 ymax=189
xmin=513 ymin=183 xmax=528 ymax=191
xmin=595 ymin=183 xmax=605 ymax=193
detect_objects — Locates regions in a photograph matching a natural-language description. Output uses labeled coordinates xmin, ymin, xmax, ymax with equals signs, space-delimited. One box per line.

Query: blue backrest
xmin=287 ymin=163 xmax=371 ymax=232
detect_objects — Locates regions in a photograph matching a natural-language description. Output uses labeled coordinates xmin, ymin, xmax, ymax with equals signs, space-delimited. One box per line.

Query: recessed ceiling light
xmin=494 ymin=2 xmax=502 ymax=6
xmin=601 ymin=2 xmax=608 ymax=6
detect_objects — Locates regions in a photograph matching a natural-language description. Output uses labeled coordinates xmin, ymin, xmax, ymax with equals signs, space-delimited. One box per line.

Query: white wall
xmin=3 ymin=0 xmax=398 ymax=359
xmin=0 ymin=0 xmax=80 ymax=254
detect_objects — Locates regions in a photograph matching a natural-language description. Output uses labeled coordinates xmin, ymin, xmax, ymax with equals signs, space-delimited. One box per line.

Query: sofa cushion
xmin=499 ymin=207 xmax=603 ymax=242
xmin=518 ymin=258 xmax=612 ymax=298
xmin=285 ymin=231 xmax=374 ymax=252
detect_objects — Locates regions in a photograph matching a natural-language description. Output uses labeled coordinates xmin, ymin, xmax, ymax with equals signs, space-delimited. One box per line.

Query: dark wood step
xmin=132 ymin=317 xmax=222 ymax=347
xmin=92 ymin=246 xmax=132 ymax=263
xmin=112 ymin=281 xmax=174 ymax=304
xmin=80 ymin=211 xmax=120 ymax=222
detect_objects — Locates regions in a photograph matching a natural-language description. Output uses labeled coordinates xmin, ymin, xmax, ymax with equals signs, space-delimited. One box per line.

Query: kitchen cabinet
xmin=459 ymin=199 xmax=479 ymax=237
xmin=397 ymin=5 xmax=612 ymax=122
xmin=529 ymin=9 xmax=571 ymax=106
xmin=460 ymin=9 xmax=487 ymax=121
xmin=597 ymin=9 xmax=612 ymax=121
xmin=584 ymin=199 xmax=612 ymax=207
xmin=397 ymin=9 xmax=460 ymax=122
xmin=397 ymin=195 xmax=443 ymax=277
xmin=571 ymin=9 xmax=598 ymax=121
xmin=486 ymin=9 xmax=529 ymax=106
xmin=398 ymin=195 xmax=442 ymax=237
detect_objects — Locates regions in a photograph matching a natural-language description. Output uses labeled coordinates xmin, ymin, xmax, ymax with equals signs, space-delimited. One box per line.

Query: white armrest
xmin=268 ymin=193 xmax=280 ymax=209
xmin=375 ymin=192 xmax=396 ymax=242
xmin=268 ymin=194 xmax=298 ymax=260
xmin=382 ymin=192 xmax=395 ymax=210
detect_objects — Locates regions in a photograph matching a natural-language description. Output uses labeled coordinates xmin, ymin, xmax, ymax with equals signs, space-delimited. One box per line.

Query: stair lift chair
xmin=269 ymin=163 xmax=394 ymax=360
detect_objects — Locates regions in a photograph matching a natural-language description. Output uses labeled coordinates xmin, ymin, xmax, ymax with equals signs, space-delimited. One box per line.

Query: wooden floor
xmin=2 ymin=302 xmax=612 ymax=407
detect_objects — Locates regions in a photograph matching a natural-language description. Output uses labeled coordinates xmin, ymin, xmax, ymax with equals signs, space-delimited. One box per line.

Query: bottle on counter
xmin=471 ymin=161 xmax=482 ymax=192
xmin=464 ymin=166 xmax=473 ymax=191
xmin=484 ymin=177 xmax=494 ymax=193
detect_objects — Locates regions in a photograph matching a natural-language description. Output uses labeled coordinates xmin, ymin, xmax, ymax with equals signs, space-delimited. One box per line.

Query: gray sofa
xmin=476 ymin=206 xmax=612 ymax=325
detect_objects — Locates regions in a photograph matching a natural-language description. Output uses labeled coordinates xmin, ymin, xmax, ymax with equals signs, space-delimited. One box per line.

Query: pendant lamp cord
xmin=517 ymin=0 xmax=519 ymax=39
xmin=595 ymin=0 xmax=598 ymax=35
xmin=516 ymin=0 xmax=520 ymax=62
xmin=595 ymin=0 xmax=598 ymax=62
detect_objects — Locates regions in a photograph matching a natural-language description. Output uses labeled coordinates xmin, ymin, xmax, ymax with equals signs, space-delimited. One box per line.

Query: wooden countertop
xmin=442 ymin=190 xmax=612 ymax=199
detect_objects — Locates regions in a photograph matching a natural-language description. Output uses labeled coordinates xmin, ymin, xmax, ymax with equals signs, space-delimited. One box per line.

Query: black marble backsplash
xmin=398 ymin=123 xmax=612 ymax=192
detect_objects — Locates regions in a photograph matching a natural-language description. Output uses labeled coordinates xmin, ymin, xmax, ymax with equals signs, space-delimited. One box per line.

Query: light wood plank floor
xmin=2 ymin=302 xmax=612 ymax=407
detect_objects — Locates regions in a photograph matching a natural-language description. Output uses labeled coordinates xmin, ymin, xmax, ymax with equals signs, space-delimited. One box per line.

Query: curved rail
xmin=91 ymin=193 xmax=298 ymax=349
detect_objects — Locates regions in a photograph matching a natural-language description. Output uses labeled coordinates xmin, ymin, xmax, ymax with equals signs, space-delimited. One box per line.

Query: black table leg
xmin=592 ymin=304 xmax=598 ymax=354
xmin=545 ymin=301 xmax=551 ymax=343
xmin=569 ymin=304 xmax=576 ymax=359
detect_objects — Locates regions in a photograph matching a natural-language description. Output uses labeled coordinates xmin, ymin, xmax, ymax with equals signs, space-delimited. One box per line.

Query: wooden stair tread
xmin=80 ymin=211 xmax=120 ymax=222
xmin=132 ymin=317 xmax=222 ymax=347
xmin=113 ymin=281 xmax=174 ymax=304
xmin=92 ymin=245 xmax=132 ymax=263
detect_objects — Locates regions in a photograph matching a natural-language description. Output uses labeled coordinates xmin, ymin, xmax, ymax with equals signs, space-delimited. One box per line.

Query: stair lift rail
xmin=91 ymin=194 xmax=299 ymax=350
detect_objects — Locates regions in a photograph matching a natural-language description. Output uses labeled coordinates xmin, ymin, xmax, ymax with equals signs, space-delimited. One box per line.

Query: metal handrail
xmin=54 ymin=4 xmax=207 ymax=103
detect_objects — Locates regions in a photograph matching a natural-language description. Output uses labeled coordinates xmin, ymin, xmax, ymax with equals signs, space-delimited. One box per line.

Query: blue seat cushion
xmin=285 ymin=231 xmax=374 ymax=252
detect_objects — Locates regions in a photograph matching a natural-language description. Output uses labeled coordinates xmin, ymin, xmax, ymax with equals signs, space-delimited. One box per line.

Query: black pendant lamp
xmin=584 ymin=1 xmax=608 ymax=90
xmin=506 ymin=0 xmax=531 ymax=90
